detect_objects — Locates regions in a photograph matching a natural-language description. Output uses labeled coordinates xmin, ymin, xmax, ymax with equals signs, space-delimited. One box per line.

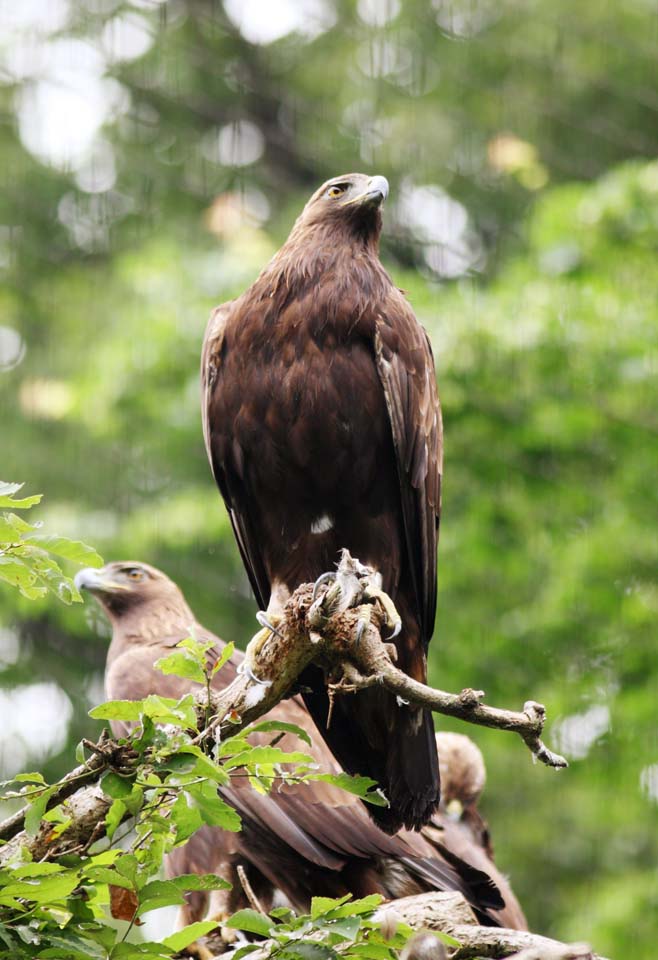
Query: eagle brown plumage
xmin=201 ymin=173 xmax=443 ymax=833
xmin=76 ymin=562 xmax=526 ymax=932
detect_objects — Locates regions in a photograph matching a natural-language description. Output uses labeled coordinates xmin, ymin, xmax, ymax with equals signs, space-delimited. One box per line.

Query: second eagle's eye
xmin=326 ymin=184 xmax=346 ymax=198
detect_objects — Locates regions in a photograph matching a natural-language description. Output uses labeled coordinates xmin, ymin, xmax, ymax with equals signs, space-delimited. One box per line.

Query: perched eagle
xmin=76 ymin=562 xmax=526 ymax=932
xmin=201 ymin=173 xmax=443 ymax=832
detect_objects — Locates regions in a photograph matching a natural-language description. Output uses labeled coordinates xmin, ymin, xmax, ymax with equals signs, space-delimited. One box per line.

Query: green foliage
xmin=0 ymin=641 xmax=393 ymax=959
xmin=226 ymin=894 xmax=457 ymax=960
xmin=0 ymin=483 xmax=102 ymax=603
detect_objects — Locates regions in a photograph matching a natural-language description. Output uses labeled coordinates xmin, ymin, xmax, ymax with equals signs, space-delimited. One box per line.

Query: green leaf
xmin=231 ymin=946 xmax=262 ymax=960
xmin=26 ymin=534 xmax=103 ymax=567
xmin=279 ymin=943 xmax=338 ymax=960
xmin=186 ymin=780 xmax=241 ymax=831
xmin=155 ymin=651 xmax=206 ymax=684
xmin=211 ymin=641 xmax=235 ymax=676
xmin=39 ymin=931 xmax=110 ymax=960
xmin=105 ymin=798 xmax=127 ymax=839
xmin=0 ymin=870 xmax=81 ymax=904
xmin=223 ymin=745 xmax=314 ymax=770
xmin=323 ymin=895 xmax=383 ymax=919
xmin=168 ymin=793 xmax=203 ymax=843
xmin=123 ymin=783 xmax=144 ymax=816
xmin=165 ymin=746 xmax=229 ymax=785
xmin=91 ymin=694 xmax=195 ymax=727
xmin=16 ymin=546 xmax=79 ymax=602
xmin=110 ymin=943 xmax=171 ymax=958
xmin=247 ymin=719 xmax=312 ymax=747
xmin=114 ymin=853 xmax=139 ymax=883
xmin=348 ymin=944 xmax=396 ymax=959
xmin=177 ymin=636 xmax=216 ymax=658
xmin=168 ymin=873 xmax=232 ymax=892
xmin=0 ymin=555 xmax=46 ymax=598
xmin=101 ymin=771 xmax=135 ymax=799
xmin=322 ymin=916 xmax=361 ymax=940
xmin=136 ymin=880 xmax=185 ymax=915
xmin=7 ymin=863 xmax=65 ymax=878
xmin=225 ymin=908 xmax=273 ymax=937
xmin=269 ymin=907 xmax=295 ymax=921
xmin=12 ymin=772 xmax=47 ymax=785
xmin=142 ymin=693 xmax=197 ymax=728
xmin=311 ymin=773 xmax=389 ymax=806
xmin=311 ymin=895 xmax=352 ymax=920
xmin=84 ymin=866 xmax=134 ymax=890
xmin=162 ymin=921 xmax=219 ymax=952
xmin=24 ymin=785 xmax=56 ymax=836
xmin=89 ymin=699 xmax=145 ymax=722
xmin=0 ymin=482 xmax=42 ymax=510
xmin=0 ymin=514 xmax=34 ymax=541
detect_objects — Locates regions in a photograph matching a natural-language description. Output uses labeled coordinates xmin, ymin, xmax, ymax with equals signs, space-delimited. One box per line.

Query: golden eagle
xmin=201 ymin=173 xmax=443 ymax=832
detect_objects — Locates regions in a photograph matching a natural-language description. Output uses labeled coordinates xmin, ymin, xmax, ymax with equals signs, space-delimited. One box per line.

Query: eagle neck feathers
xmin=251 ymin=225 xmax=392 ymax=330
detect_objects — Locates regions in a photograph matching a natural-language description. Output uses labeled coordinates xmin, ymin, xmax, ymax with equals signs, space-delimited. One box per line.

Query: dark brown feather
xmin=201 ymin=173 xmax=443 ymax=831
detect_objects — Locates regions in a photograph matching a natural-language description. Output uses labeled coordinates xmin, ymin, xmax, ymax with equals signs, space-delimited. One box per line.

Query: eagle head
xmin=295 ymin=172 xmax=389 ymax=241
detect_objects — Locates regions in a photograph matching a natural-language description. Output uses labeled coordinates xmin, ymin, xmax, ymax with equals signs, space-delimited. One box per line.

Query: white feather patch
xmin=311 ymin=514 xmax=334 ymax=534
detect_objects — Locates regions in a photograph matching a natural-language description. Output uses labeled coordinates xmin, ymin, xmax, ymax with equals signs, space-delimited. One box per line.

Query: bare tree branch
xmin=0 ymin=731 xmax=137 ymax=845
xmin=192 ymin=891 xmax=607 ymax=960
xmin=0 ymin=783 xmax=112 ymax=867
xmin=389 ymin=891 xmax=604 ymax=959
xmin=198 ymin=551 xmax=567 ymax=770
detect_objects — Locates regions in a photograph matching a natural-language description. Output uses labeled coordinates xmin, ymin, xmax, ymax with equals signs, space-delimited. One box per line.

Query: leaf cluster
xmin=227 ymin=894 xmax=457 ymax=960
xmin=0 ymin=483 xmax=102 ymax=604
xmin=0 ymin=634 xmax=390 ymax=958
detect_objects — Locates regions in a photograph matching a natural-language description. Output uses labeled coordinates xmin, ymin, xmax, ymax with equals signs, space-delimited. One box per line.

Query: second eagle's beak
xmin=74 ymin=567 xmax=130 ymax=595
xmin=342 ymin=175 xmax=389 ymax=207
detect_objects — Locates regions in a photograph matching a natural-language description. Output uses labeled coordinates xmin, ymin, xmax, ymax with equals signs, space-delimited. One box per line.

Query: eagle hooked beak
xmin=342 ymin=175 xmax=389 ymax=208
xmin=75 ymin=567 xmax=131 ymax=595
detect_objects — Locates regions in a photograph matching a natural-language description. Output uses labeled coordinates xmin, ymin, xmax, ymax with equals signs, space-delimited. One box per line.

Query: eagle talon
xmin=255 ymin=610 xmax=283 ymax=638
xmin=239 ymin=615 xmax=282 ymax=685
xmin=312 ymin=571 xmax=336 ymax=601
xmin=354 ymin=616 xmax=369 ymax=646
xmin=363 ymin=584 xmax=402 ymax=641
xmin=237 ymin=659 xmax=270 ymax=685
xmin=387 ymin=620 xmax=402 ymax=641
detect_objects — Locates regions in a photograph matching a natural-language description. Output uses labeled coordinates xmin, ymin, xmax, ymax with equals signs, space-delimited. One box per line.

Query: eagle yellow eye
xmin=327 ymin=185 xmax=345 ymax=199
xmin=125 ymin=568 xmax=144 ymax=581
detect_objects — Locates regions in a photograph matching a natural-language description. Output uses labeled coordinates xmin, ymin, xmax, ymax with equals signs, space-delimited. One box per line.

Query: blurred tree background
xmin=1 ymin=0 xmax=657 ymax=955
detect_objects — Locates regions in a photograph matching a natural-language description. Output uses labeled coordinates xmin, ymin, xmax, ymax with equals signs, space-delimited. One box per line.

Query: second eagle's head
xmin=74 ymin=561 xmax=192 ymax=628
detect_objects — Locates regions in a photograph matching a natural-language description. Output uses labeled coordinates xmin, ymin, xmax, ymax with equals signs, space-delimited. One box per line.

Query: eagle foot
xmin=310 ymin=553 xmax=402 ymax=645
xmin=309 ymin=575 xmax=346 ymax=627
